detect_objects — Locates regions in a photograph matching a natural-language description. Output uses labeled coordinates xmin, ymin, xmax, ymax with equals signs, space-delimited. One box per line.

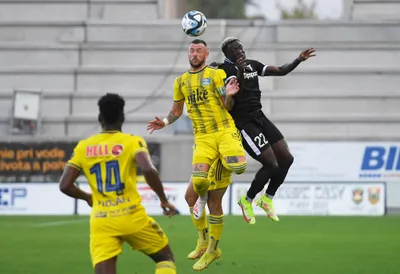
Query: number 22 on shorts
xmin=254 ymin=133 xmax=268 ymax=148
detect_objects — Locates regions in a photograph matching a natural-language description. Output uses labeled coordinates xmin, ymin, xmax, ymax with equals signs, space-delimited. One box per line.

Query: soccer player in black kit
xmin=213 ymin=37 xmax=315 ymax=224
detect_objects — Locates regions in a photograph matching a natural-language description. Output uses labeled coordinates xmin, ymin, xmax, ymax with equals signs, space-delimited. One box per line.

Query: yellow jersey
xmin=173 ymin=66 xmax=236 ymax=135
xmin=67 ymin=131 xmax=150 ymax=234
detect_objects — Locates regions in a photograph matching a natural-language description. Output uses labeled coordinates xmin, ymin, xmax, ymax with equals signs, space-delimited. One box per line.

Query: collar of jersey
xmin=188 ymin=65 xmax=207 ymax=74
xmin=224 ymin=58 xmax=238 ymax=70
xmin=224 ymin=58 xmax=235 ymax=65
xmin=101 ymin=130 xmax=120 ymax=134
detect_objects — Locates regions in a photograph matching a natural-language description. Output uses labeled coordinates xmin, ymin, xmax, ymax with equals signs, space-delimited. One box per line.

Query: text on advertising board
xmin=361 ymin=146 xmax=400 ymax=179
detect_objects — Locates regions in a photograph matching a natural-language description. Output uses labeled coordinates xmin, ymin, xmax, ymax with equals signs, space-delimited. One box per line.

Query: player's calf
xmin=149 ymin=245 xmax=176 ymax=274
xmin=94 ymin=257 xmax=117 ymax=274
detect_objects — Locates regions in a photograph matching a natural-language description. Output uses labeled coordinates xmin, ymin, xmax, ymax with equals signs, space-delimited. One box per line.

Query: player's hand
xmin=236 ymin=55 xmax=246 ymax=72
xmin=226 ymin=78 xmax=240 ymax=96
xmin=147 ymin=116 xmax=165 ymax=134
xmin=298 ymin=48 xmax=316 ymax=61
xmin=86 ymin=193 xmax=93 ymax=207
xmin=160 ymin=201 xmax=177 ymax=217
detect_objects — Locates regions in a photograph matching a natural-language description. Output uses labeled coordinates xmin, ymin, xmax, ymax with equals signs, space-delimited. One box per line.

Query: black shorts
xmin=236 ymin=112 xmax=284 ymax=160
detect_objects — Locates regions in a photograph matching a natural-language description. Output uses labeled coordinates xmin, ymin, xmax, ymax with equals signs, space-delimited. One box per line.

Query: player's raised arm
xmin=136 ymin=150 xmax=177 ymax=216
xmin=264 ymin=48 xmax=316 ymax=76
xmin=59 ymin=148 xmax=92 ymax=207
xmin=147 ymin=77 xmax=185 ymax=134
xmin=213 ymin=68 xmax=238 ymax=111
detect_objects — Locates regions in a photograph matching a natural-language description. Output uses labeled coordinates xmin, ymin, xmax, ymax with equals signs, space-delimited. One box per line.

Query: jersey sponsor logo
xmin=360 ymin=145 xmax=400 ymax=178
xmin=86 ymin=144 xmax=110 ymax=157
xmin=201 ymin=78 xmax=210 ymax=86
xmin=244 ymin=71 xmax=258 ymax=79
xmin=98 ymin=197 xmax=131 ymax=207
xmin=187 ymin=88 xmax=209 ymax=106
xmin=111 ymin=144 xmax=123 ymax=156
xmin=86 ymin=144 xmax=123 ymax=157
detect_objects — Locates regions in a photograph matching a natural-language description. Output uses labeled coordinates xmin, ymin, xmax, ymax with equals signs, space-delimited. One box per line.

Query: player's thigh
xmin=260 ymin=115 xmax=284 ymax=145
xmin=192 ymin=133 xmax=219 ymax=171
xmin=208 ymin=158 xmax=232 ymax=191
xmin=239 ymin=121 xmax=271 ymax=162
xmin=90 ymin=234 xmax=123 ymax=268
xmin=123 ymin=216 xmax=169 ymax=256
xmin=217 ymin=129 xmax=246 ymax=161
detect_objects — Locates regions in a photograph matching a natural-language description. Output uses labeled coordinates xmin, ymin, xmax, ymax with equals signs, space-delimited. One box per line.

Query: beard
xmin=189 ymin=59 xmax=205 ymax=69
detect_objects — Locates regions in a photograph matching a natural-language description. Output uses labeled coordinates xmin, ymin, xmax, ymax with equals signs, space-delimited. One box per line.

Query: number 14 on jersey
xmin=90 ymin=160 xmax=125 ymax=195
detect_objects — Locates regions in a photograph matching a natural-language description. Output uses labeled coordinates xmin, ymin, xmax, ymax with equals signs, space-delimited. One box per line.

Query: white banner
xmin=287 ymin=142 xmax=400 ymax=181
xmin=0 ymin=183 xmax=74 ymax=215
xmin=231 ymin=182 xmax=386 ymax=216
xmin=77 ymin=182 xmax=231 ymax=216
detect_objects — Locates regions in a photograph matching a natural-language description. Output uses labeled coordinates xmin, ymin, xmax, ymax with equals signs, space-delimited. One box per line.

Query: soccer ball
xmin=181 ymin=10 xmax=207 ymax=37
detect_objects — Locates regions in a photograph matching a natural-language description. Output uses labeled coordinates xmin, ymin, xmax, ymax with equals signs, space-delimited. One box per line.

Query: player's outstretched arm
xmin=136 ymin=151 xmax=177 ymax=216
xmin=265 ymin=48 xmax=316 ymax=76
xmin=59 ymin=166 xmax=92 ymax=206
xmin=221 ymin=78 xmax=240 ymax=110
xmin=147 ymin=101 xmax=185 ymax=134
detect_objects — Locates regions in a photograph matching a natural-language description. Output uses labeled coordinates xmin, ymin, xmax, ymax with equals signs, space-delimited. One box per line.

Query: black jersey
xmin=218 ymin=58 xmax=268 ymax=124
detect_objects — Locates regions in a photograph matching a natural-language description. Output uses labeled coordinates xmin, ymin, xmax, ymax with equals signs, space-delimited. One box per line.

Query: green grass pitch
xmin=1 ymin=215 xmax=399 ymax=274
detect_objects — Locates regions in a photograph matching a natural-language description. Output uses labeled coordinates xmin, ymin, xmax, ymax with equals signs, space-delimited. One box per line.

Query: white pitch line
xmin=33 ymin=219 xmax=87 ymax=227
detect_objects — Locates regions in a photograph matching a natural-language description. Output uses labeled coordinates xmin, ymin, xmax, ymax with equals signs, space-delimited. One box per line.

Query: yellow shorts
xmin=208 ymin=158 xmax=232 ymax=191
xmin=193 ymin=128 xmax=245 ymax=166
xmin=90 ymin=216 xmax=169 ymax=267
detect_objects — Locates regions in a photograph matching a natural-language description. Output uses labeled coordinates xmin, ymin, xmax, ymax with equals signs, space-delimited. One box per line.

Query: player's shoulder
xmin=247 ymin=59 xmax=264 ymax=66
xmin=125 ymin=134 xmax=147 ymax=147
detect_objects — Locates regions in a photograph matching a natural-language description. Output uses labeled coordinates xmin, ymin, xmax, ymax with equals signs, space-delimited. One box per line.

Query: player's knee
xmin=192 ymin=175 xmax=210 ymax=195
xmin=222 ymin=155 xmax=247 ymax=175
xmin=279 ymin=153 xmax=294 ymax=170
xmin=225 ymin=160 xmax=247 ymax=175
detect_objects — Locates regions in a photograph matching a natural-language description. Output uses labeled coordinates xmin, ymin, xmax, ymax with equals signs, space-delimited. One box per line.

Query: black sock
xmin=246 ymin=166 xmax=275 ymax=200
xmin=266 ymin=167 xmax=289 ymax=197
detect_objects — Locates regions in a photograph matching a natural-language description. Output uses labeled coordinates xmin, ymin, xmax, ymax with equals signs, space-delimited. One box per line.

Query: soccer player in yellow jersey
xmin=59 ymin=93 xmax=177 ymax=274
xmin=147 ymin=39 xmax=247 ymax=271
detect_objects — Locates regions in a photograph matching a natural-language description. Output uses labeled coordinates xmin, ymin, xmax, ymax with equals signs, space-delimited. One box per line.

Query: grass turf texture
xmin=0 ymin=215 xmax=399 ymax=274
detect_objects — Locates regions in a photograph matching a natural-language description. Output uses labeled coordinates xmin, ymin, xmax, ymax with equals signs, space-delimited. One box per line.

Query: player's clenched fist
xmin=161 ymin=201 xmax=178 ymax=217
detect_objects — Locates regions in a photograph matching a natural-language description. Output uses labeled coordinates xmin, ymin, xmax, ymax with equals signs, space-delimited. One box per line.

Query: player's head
xmin=98 ymin=93 xmax=125 ymax=130
xmin=221 ymin=37 xmax=245 ymax=62
xmin=188 ymin=39 xmax=209 ymax=69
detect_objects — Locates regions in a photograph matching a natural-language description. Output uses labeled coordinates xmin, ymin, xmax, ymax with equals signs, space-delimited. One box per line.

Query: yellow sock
xmin=190 ymin=206 xmax=209 ymax=245
xmin=155 ymin=261 xmax=176 ymax=274
xmin=208 ymin=214 xmax=224 ymax=253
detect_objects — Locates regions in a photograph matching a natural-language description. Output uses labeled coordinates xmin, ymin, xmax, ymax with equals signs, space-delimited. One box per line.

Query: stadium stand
xmin=0 ymin=0 xmax=399 ymax=181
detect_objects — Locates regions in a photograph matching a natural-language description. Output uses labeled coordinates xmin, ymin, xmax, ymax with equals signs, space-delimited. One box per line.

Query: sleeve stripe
xmin=66 ymin=163 xmax=82 ymax=171
xmin=174 ymin=98 xmax=185 ymax=102
xmin=261 ymin=65 xmax=268 ymax=76
xmin=224 ymin=75 xmax=237 ymax=84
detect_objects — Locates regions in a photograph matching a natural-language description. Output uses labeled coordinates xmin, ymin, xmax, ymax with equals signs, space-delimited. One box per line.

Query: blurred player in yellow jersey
xmin=147 ymin=39 xmax=247 ymax=271
xmin=59 ymin=93 xmax=177 ymax=274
